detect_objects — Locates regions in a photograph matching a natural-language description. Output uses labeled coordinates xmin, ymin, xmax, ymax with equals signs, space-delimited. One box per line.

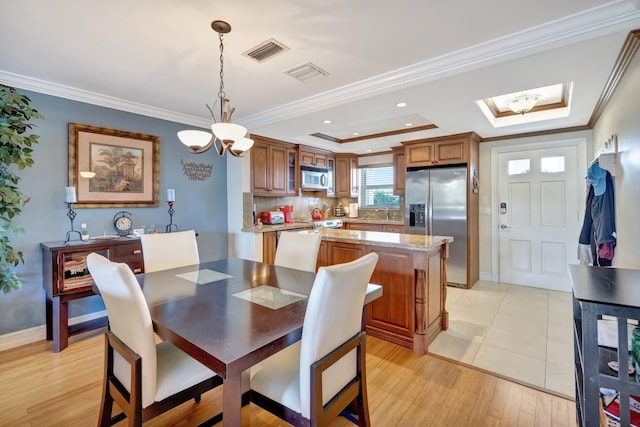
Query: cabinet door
xmin=334 ymin=156 xmax=351 ymax=197
xmin=287 ymin=149 xmax=297 ymax=195
xmin=316 ymin=240 xmax=329 ymax=270
xmin=405 ymin=142 xmax=434 ymax=167
xmin=328 ymin=241 xmax=364 ymax=265
xmin=347 ymin=223 xmax=382 ymax=231
xmin=393 ymin=148 xmax=405 ymax=195
xmin=435 ymin=138 xmax=467 ymax=164
xmin=350 ymin=157 xmax=359 ymax=197
xmin=269 ymin=144 xmax=288 ymax=194
xmin=112 ymin=242 xmax=144 ymax=274
xmin=251 ymin=143 xmax=271 ymax=195
xmin=365 ymin=247 xmax=414 ymax=338
xmin=382 ymin=224 xmax=405 ymax=233
xmin=313 ymin=152 xmax=328 ymax=168
xmin=262 ymin=232 xmax=277 ymax=264
xmin=326 ymin=156 xmax=335 ymax=197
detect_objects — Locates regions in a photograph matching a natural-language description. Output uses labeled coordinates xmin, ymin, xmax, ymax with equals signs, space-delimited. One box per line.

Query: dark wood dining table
xmin=136 ymin=258 xmax=382 ymax=426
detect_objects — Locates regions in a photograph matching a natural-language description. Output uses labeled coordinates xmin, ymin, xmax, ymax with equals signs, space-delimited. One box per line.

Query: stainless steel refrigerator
xmin=405 ymin=166 xmax=468 ymax=286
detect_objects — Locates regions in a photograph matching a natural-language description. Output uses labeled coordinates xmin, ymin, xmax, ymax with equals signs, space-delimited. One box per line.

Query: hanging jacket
xmin=579 ymin=169 xmax=616 ymax=262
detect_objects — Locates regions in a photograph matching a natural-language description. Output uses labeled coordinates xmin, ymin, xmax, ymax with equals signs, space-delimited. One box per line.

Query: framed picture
xmin=68 ymin=123 xmax=160 ymax=207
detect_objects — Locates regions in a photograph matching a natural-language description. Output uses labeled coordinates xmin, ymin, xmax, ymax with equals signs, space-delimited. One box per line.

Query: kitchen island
xmin=300 ymin=228 xmax=453 ymax=355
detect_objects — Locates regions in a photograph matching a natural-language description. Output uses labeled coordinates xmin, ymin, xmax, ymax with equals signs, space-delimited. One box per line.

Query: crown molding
xmin=1 ymin=2 xmax=639 ymax=131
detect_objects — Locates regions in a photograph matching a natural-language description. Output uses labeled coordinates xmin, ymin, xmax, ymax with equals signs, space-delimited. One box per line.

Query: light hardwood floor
xmin=0 ymin=331 xmax=576 ymax=426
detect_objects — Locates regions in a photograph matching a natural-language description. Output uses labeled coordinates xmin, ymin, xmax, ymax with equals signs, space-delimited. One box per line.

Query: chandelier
xmin=507 ymin=93 xmax=541 ymax=115
xmin=177 ymin=20 xmax=253 ymax=157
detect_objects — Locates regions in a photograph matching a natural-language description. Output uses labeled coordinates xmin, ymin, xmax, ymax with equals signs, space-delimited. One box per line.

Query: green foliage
xmin=0 ymin=84 xmax=41 ymax=293
xmin=373 ymin=191 xmax=399 ymax=206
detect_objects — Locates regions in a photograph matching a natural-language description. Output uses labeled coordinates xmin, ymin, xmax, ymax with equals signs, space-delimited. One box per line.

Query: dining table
xmin=136 ymin=257 xmax=382 ymax=426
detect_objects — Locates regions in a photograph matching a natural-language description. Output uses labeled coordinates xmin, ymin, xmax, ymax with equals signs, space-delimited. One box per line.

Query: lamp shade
xmin=211 ymin=122 xmax=247 ymax=142
xmin=233 ymin=137 xmax=254 ymax=152
xmin=177 ymin=130 xmax=213 ymax=151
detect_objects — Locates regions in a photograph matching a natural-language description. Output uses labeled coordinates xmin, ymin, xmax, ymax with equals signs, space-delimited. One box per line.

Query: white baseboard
xmin=479 ymin=272 xmax=494 ymax=282
xmin=0 ymin=310 xmax=107 ymax=352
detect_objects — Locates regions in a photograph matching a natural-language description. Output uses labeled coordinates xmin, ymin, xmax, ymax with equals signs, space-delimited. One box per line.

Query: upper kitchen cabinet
xmin=404 ymin=133 xmax=481 ymax=168
xmin=392 ymin=146 xmax=405 ymax=195
xmin=251 ymin=135 xmax=296 ymax=196
xmin=299 ymin=145 xmax=329 ymax=169
xmin=334 ymin=154 xmax=359 ymax=198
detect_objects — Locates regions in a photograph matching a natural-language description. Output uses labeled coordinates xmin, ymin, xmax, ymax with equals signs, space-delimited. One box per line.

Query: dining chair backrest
xmin=86 ymin=252 xmax=158 ymax=408
xmin=274 ymin=231 xmax=322 ymax=273
xmin=298 ymin=252 xmax=378 ymax=418
xmin=140 ymin=229 xmax=199 ymax=273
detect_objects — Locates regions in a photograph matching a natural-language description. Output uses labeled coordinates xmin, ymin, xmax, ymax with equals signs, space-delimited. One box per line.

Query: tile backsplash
xmin=242 ymin=193 xmax=403 ymax=228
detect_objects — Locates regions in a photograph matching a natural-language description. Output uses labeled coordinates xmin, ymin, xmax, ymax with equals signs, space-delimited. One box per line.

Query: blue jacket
xmin=579 ymin=170 xmax=616 ymax=252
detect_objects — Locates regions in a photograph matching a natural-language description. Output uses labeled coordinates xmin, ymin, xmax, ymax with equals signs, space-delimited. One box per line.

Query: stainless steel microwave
xmin=301 ymin=166 xmax=329 ymax=190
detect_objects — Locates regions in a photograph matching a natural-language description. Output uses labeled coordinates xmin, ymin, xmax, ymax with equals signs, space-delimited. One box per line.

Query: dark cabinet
xmin=41 ymin=238 xmax=144 ymax=352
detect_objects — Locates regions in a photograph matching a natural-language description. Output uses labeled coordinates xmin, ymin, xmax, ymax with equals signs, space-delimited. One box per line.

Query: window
xmin=541 ymin=156 xmax=565 ymax=173
xmin=508 ymin=159 xmax=530 ymax=175
xmin=358 ymin=165 xmax=399 ymax=207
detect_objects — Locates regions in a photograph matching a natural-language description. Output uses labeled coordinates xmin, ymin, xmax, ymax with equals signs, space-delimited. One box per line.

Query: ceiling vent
xmin=243 ymin=38 xmax=289 ymax=63
xmin=285 ymin=62 xmax=329 ymax=82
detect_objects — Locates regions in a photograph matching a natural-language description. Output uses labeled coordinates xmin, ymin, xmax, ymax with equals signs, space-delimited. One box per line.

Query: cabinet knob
xmin=133 ymin=249 xmax=142 ymax=255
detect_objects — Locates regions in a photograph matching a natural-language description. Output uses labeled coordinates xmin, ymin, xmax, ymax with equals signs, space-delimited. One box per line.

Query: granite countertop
xmin=242 ymin=217 xmax=405 ymax=233
xmin=298 ymin=228 xmax=453 ymax=252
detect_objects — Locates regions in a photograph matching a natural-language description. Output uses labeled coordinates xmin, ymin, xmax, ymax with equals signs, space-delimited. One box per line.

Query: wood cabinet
xmin=404 ymin=134 xmax=478 ymax=168
xmin=326 ymin=156 xmax=335 ymax=197
xmin=319 ymin=239 xmax=447 ymax=353
xmin=299 ymin=146 xmax=329 ymax=168
xmin=251 ymin=136 xmax=296 ymax=196
xmin=262 ymin=231 xmax=277 ymax=264
xmin=334 ymin=154 xmax=359 ymax=198
xmin=392 ymin=146 xmax=405 ymax=195
xmin=41 ymin=238 xmax=144 ymax=352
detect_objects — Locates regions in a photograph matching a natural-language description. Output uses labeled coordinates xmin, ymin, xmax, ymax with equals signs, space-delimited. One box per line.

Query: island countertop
xmin=297 ymin=228 xmax=453 ymax=252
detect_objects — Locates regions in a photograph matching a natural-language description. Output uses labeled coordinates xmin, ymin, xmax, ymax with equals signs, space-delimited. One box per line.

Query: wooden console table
xmin=41 ymin=238 xmax=143 ymax=352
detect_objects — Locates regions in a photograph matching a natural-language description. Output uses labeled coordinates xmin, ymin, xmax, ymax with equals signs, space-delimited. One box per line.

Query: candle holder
xmin=165 ymin=201 xmax=178 ymax=233
xmin=63 ymin=203 xmax=83 ymax=243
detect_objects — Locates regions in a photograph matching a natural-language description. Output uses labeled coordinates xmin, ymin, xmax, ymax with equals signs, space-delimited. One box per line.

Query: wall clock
xmin=113 ymin=211 xmax=133 ymax=236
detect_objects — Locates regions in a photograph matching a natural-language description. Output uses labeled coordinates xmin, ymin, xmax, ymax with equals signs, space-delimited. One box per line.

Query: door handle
xmin=500 ymin=224 xmax=511 ymax=229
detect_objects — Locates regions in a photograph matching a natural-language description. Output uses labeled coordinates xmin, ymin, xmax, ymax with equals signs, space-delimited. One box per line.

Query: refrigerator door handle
xmin=427 ymin=178 xmax=433 ymax=234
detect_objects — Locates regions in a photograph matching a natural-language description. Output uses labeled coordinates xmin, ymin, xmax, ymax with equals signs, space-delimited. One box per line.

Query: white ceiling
xmin=2 ymin=1 xmax=640 ymax=154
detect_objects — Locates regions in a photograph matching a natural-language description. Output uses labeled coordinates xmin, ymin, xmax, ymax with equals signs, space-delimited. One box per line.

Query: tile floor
xmin=428 ymin=280 xmax=575 ymax=398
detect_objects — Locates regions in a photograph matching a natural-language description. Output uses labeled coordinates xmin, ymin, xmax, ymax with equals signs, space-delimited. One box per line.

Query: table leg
xmin=52 ymin=296 xmax=69 ymax=353
xmin=223 ymin=373 xmax=243 ymax=426
xmin=45 ymin=295 xmax=53 ymax=341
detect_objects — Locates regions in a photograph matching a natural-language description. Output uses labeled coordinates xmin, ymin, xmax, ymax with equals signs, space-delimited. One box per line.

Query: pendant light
xmin=177 ymin=20 xmax=253 ymax=157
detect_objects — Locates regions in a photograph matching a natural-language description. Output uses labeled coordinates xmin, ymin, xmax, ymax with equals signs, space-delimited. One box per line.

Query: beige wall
xmin=592 ymin=50 xmax=640 ymax=268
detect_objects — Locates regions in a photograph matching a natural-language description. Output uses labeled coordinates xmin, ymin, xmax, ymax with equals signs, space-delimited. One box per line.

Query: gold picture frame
xmin=68 ymin=123 xmax=160 ymax=207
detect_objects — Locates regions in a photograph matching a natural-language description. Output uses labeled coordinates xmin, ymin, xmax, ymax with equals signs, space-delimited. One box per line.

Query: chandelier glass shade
xmin=507 ymin=93 xmax=541 ymax=115
xmin=177 ymin=20 xmax=253 ymax=157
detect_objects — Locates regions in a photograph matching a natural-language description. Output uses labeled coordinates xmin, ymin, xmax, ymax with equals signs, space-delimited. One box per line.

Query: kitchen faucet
xmin=376 ymin=207 xmax=390 ymax=221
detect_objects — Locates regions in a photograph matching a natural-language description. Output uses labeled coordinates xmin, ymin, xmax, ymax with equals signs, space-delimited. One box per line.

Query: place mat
xmin=233 ymin=285 xmax=307 ymax=309
xmin=175 ymin=269 xmax=233 ymax=285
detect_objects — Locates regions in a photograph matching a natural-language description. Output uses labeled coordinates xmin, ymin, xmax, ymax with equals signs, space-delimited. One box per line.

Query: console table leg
xmin=52 ymin=296 xmax=69 ymax=353
xmin=45 ymin=295 xmax=53 ymax=341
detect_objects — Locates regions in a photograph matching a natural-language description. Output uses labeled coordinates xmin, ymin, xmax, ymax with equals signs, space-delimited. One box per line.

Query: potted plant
xmin=0 ymin=84 xmax=41 ymax=293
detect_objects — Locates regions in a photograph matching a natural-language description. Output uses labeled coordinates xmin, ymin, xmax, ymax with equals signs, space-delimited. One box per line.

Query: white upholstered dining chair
xmin=87 ymin=253 xmax=222 ymax=427
xmin=274 ymin=231 xmax=322 ymax=273
xmin=249 ymin=252 xmax=379 ymax=427
xmin=140 ymin=229 xmax=199 ymax=273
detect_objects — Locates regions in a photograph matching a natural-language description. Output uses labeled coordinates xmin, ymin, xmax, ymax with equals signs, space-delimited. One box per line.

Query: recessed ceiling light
xmin=323 ymin=120 xmax=332 ymax=124
xmin=396 ymin=102 xmax=407 ymax=108
xmin=405 ymin=123 xmax=413 ymax=127
xmin=352 ymin=132 xmax=359 ymax=136
xmin=366 ymin=149 xmax=372 ymax=152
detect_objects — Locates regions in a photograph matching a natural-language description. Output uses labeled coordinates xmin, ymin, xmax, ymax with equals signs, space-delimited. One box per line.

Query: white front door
xmin=498 ymin=145 xmax=579 ymax=291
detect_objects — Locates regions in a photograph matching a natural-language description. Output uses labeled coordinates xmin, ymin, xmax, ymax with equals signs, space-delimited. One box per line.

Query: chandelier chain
xmin=218 ymin=32 xmax=225 ymax=99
